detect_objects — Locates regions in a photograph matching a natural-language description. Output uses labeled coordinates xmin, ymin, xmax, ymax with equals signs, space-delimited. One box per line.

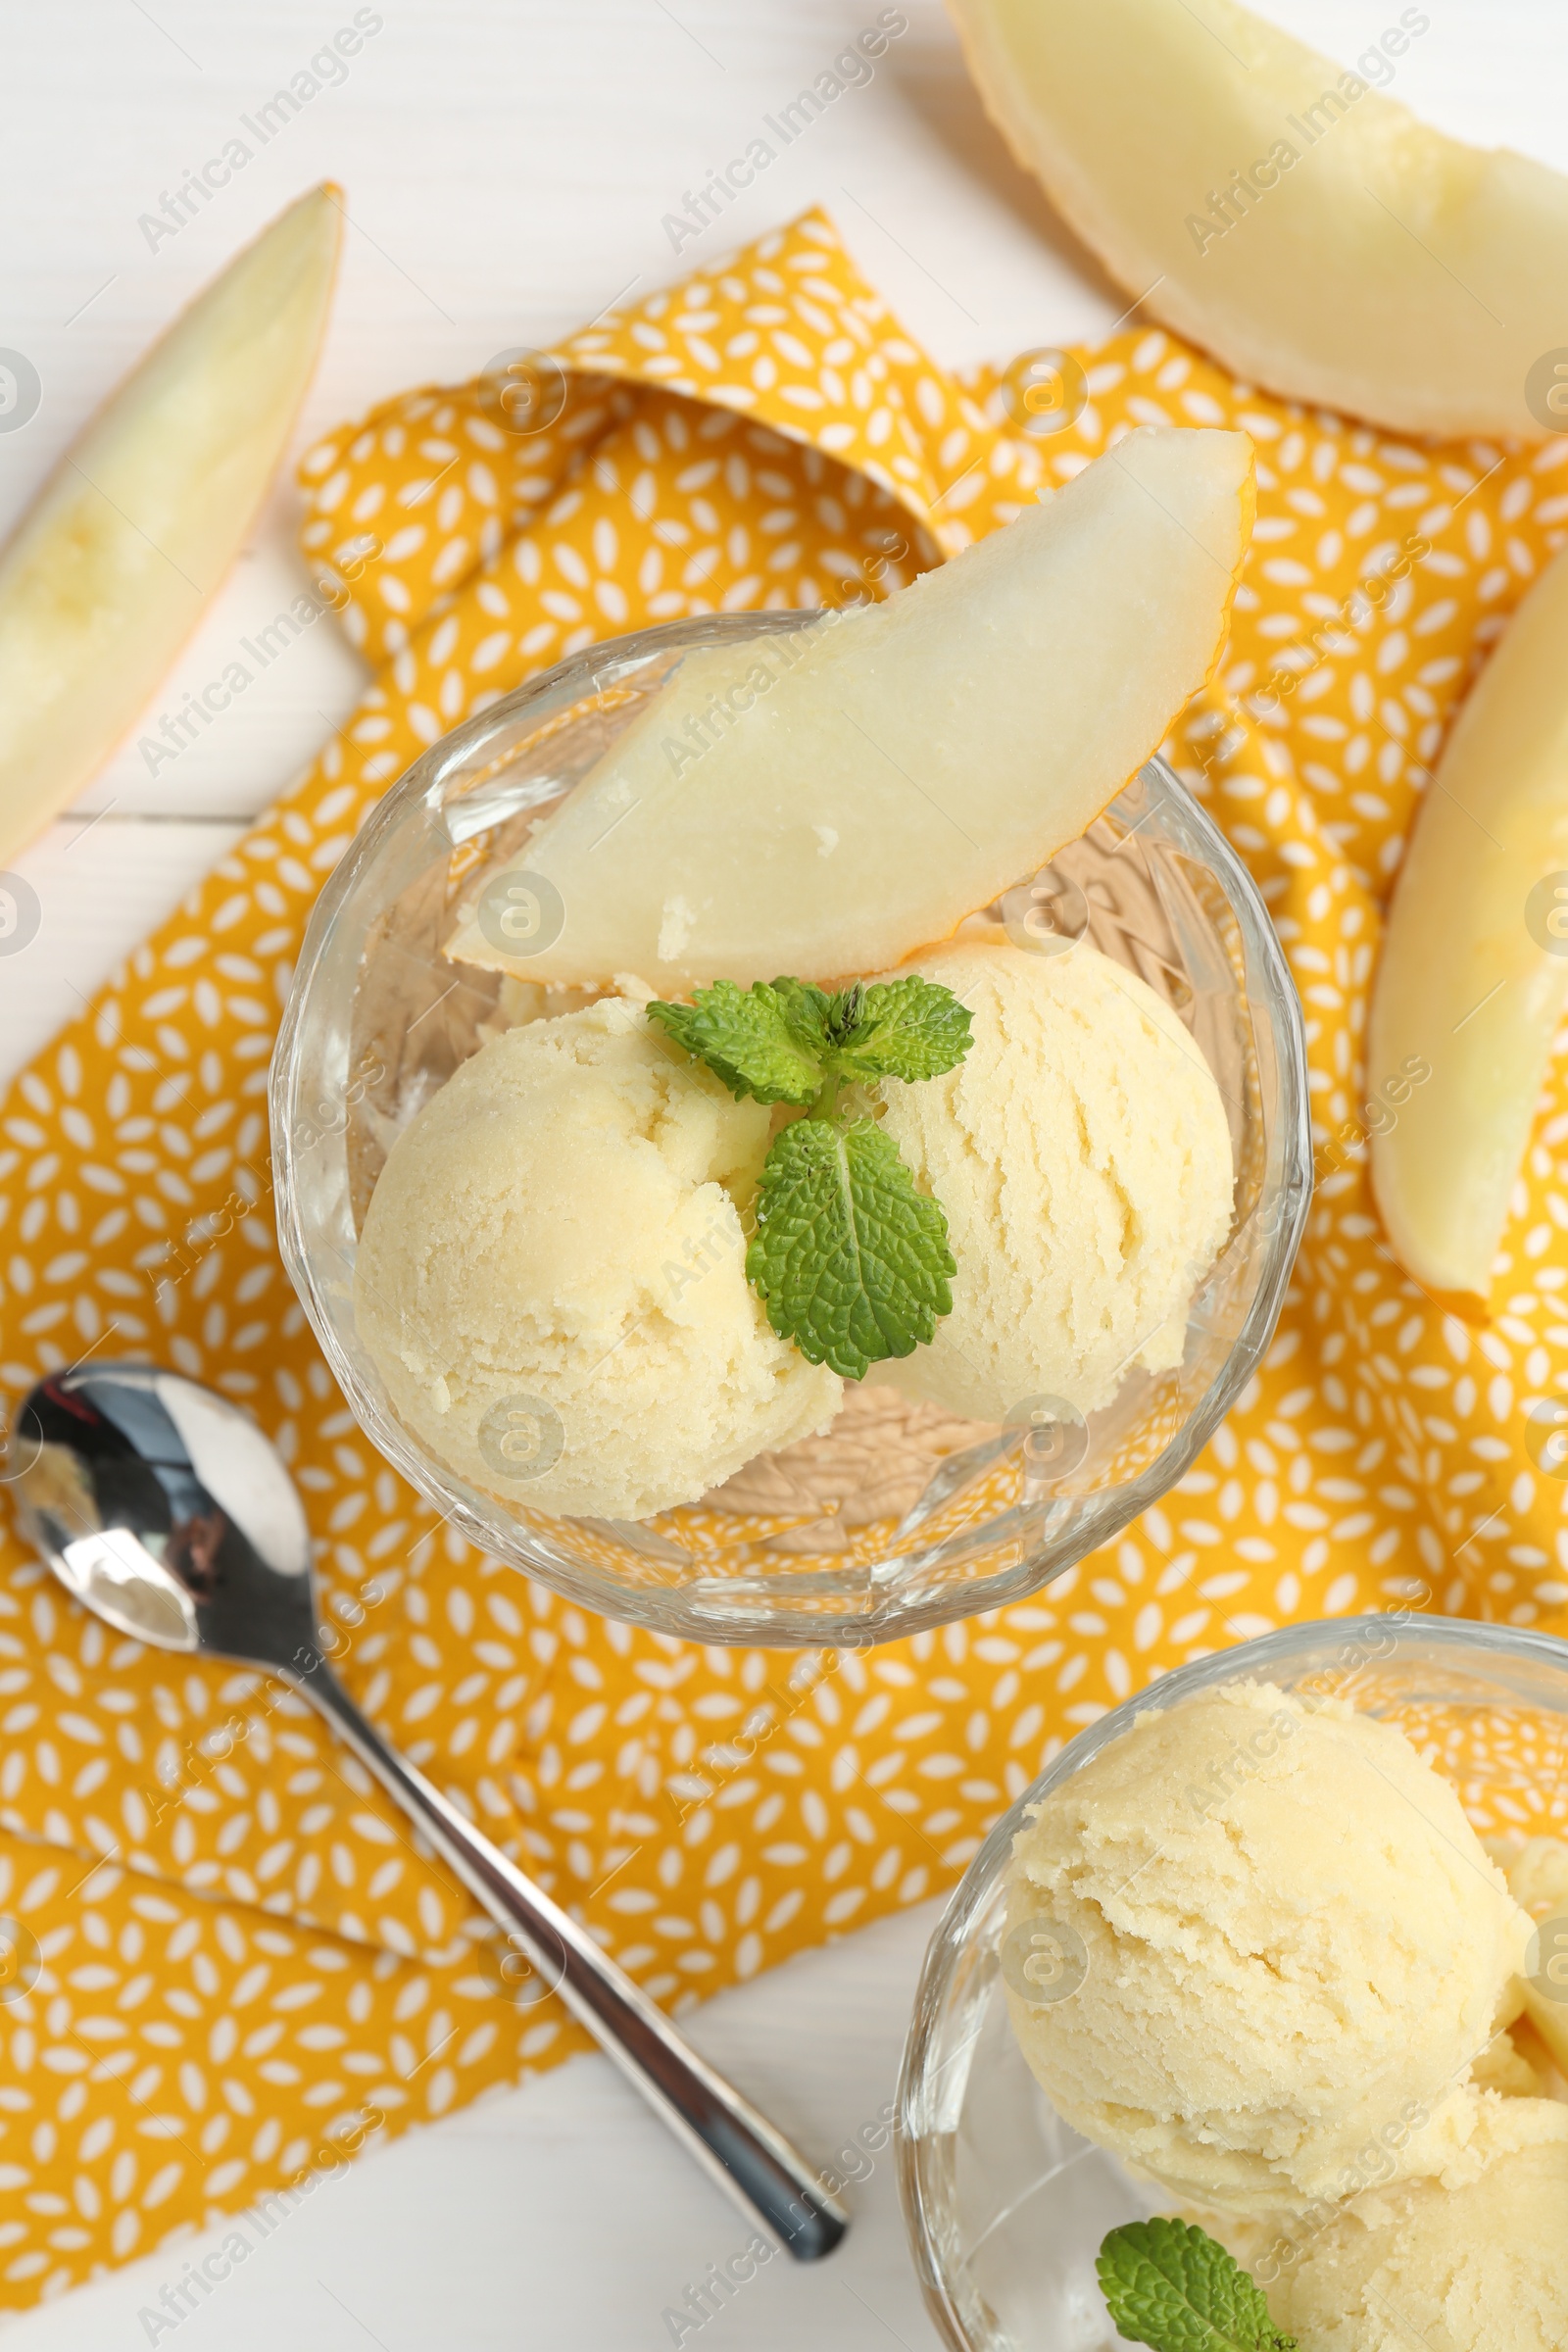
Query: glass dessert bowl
xmin=271 ymin=608 xmax=1310 ymax=1645
xmin=897 ymin=1614 xmax=1568 ymax=2352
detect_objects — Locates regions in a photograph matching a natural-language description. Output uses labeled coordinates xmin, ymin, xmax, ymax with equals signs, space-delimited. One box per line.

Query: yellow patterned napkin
xmin=2 ymin=208 xmax=1568 ymax=2310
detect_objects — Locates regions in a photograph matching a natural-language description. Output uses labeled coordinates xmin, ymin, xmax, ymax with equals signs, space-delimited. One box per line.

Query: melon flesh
xmin=448 ymin=424 xmax=1253 ymax=992
xmin=1370 ymin=542 xmax=1568 ymax=1311
xmin=947 ymin=0 xmax=1568 ymax=442
xmin=0 ymin=184 xmax=340 ymax=865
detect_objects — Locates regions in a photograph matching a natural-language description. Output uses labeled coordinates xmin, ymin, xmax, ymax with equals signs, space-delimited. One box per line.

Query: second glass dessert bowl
xmin=271 ymin=611 xmax=1310 ymax=1646
xmin=897 ymin=1614 xmax=1568 ymax=2352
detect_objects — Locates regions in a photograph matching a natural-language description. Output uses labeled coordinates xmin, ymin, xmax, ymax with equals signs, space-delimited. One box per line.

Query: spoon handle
xmin=292 ymin=1654 xmax=848 ymax=2261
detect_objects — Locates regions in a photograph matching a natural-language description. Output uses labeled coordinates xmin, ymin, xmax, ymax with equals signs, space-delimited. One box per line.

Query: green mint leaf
xmin=1097 ymin=2221 xmax=1296 ymax=2352
xmin=768 ymin=976 xmax=838 ymax=1056
xmin=647 ymin=981 xmax=824 ymax=1106
xmin=648 ymin=972 xmax=972 ymax=1103
xmin=746 ymin=1116 xmax=956 ymax=1379
xmin=825 ymin=973 xmax=973 ymax=1085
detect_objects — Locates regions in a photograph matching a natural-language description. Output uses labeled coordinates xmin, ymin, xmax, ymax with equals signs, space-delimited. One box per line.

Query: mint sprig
xmin=648 ymin=972 xmax=971 ymax=1376
xmin=648 ymin=972 xmax=971 ymax=1108
xmin=1098 ymin=2221 xmax=1296 ymax=2352
xmin=745 ymin=1117 xmax=956 ymax=1379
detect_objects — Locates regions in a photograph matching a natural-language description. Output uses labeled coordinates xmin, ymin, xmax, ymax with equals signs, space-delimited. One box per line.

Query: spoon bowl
xmin=17 ymin=1363 xmax=314 ymax=1660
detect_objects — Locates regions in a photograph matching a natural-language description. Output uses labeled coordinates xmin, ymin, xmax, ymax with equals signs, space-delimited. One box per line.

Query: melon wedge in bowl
xmin=445 ymin=425 xmax=1255 ymax=992
xmin=947 ymin=0 xmax=1568 ymax=441
xmin=272 ymin=428 xmax=1310 ymax=1645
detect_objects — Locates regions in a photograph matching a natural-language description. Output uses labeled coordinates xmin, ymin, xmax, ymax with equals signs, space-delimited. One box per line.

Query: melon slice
xmin=946 ymin=0 xmax=1568 ymax=442
xmin=0 ymin=184 xmax=341 ymax=865
xmin=448 ymin=424 xmax=1254 ymax=992
xmin=1369 ymin=541 xmax=1568 ymax=1311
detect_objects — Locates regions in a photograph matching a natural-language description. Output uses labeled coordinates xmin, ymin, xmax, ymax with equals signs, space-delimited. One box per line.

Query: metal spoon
xmin=9 ymin=1362 xmax=847 ymax=2260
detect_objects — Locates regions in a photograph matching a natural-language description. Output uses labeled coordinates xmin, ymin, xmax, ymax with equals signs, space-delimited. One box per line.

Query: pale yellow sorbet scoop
xmin=1004 ymin=1679 xmax=1533 ymax=2215
xmin=354 ymin=998 xmax=841 ymax=1520
xmin=1269 ymin=2098 xmax=1568 ymax=2352
xmin=874 ymin=938 xmax=1235 ymax=1425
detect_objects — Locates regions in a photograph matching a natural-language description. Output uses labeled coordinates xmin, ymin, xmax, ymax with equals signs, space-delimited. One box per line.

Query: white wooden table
xmin=1 ymin=3 xmax=1562 ymax=2340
